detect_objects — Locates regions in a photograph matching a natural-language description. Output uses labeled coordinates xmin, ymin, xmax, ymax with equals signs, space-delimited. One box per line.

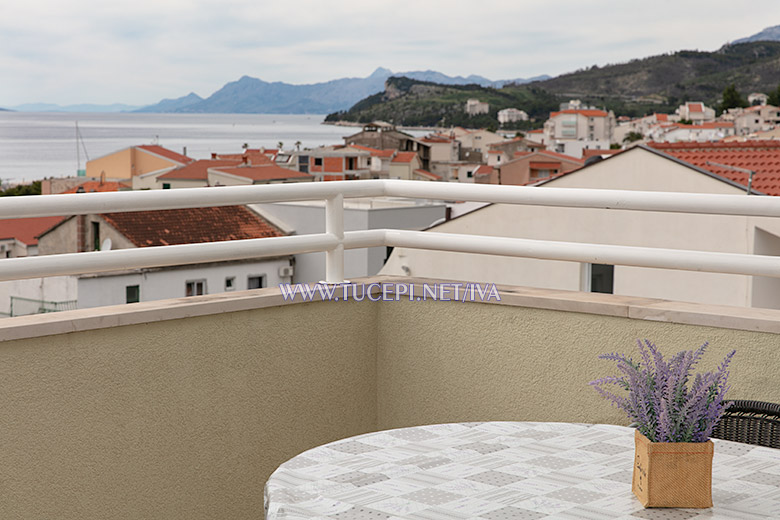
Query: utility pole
xmin=706 ymin=161 xmax=756 ymax=195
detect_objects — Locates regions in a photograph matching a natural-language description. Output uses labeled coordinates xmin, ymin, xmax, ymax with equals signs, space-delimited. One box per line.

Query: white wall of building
xmin=0 ymin=276 xmax=77 ymax=316
xmin=77 ymin=258 xmax=292 ymax=309
xmin=252 ymin=199 xmax=446 ymax=284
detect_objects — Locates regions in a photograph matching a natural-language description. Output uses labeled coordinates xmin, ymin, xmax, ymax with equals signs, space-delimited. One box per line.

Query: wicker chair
xmin=711 ymin=400 xmax=780 ymax=449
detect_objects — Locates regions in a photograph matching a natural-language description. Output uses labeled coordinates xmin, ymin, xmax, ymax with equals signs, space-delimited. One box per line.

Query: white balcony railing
xmin=4 ymin=179 xmax=780 ymax=284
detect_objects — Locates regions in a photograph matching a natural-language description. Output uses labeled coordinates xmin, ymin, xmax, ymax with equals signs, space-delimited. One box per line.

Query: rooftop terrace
xmin=2 ymin=180 xmax=780 ymax=518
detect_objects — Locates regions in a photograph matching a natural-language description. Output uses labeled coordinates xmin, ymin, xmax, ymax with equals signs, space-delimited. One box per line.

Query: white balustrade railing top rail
xmin=3 ymin=179 xmax=780 ymax=283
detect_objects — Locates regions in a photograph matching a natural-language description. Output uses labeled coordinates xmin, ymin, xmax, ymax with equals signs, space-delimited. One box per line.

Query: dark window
xmin=298 ymin=155 xmax=309 ymax=173
xmin=314 ymin=157 xmax=323 ymax=166
xmin=126 ymin=285 xmax=140 ymax=303
xmin=225 ymin=276 xmax=235 ymax=291
xmin=590 ymin=264 xmax=614 ymax=294
xmin=247 ymin=275 xmax=266 ymax=290
xmin=92 ymin=221 xmax=100 ymax=251
xmin=186 ymin=280 xmax=206 ymax=297
xmin=162 ymin=183 xmax=171 ymax=189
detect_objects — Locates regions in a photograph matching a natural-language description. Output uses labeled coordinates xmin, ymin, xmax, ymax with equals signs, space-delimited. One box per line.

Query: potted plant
xmin=590 ymin=340 xmax=735 ymax=508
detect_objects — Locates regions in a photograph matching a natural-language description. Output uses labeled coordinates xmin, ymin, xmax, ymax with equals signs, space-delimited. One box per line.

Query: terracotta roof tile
xmin=0 ymin=216 xmax=66 ymax=246
xmin=649 ymin=141 xmax=780 ymax=195
xmin=212 ymin=165 xmax=311 ymax=182
xmin=137 ymin=145 xmax=193 ymax=165
xmin=100 ymin=206 xmax=284 ymax=248
xmin=391 ymin=152 xmax=418 ymax=163
xmin=61 ymin=181 xmax=130 ymax=193
xmin=159 ymin=159 xmax=242 ymax=180
xmin=550 ymin=109 xmax=609 ymax=118
xmin=414 ymin=169 xmax=442 ymax=180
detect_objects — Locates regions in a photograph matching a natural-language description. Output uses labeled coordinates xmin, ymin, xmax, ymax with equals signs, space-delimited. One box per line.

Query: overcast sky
xmin=1 ymin=1 xmax=778 ymax=107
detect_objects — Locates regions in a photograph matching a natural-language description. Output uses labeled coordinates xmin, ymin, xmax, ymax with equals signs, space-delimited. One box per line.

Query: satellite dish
xmin=101 ymin=238 xmax=112 ymax=251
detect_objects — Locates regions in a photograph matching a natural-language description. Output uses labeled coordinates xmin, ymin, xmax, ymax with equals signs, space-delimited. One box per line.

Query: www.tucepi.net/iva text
xmin=279 ymin=282 xmax=501 ymax=302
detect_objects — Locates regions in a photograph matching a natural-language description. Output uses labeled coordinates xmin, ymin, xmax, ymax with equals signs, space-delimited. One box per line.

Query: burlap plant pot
xmin=632 ymin=429 xmax=714 ymax=508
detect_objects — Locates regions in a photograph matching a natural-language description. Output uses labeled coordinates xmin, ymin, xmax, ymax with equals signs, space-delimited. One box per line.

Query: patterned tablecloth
xmin=264 ymin=422 xmax=780 ymax=519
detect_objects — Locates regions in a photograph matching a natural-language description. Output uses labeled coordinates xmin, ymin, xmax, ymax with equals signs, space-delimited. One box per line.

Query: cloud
xmin=1 ymin=0 xmax=778 ymax=105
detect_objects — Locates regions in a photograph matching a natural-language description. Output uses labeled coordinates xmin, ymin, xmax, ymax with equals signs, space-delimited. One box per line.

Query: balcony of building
xmin=2 ymin=181 xmax=780 ymax=519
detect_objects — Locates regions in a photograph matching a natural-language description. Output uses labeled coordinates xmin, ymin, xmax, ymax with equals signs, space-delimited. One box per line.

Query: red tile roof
xmin=656 ymin=113 xmax=669 ymax=122
xmin=550 ymin=109 xmax=609 ymax=118
xmin=137 ymin=145 xmax=193 ymax=165
xmin=535 ymin=150 xmax=584 ymax=163
xmin=671 ymin=122 xmax=733 ymax=130
xmin=373 ymin=149 xmax=397 ymax=158
xmin=348 ymin=144 xmax=381 ymax=153
xmin=414 ymin=169 xmax=442 ymax=180
xmin=212 ymin=165 xmax=312 ymax=182
xmin=0 ymin=216 xmax=66 ymax=246
xmin=581 ymin=149 xmax=622 ymax=159
xmin=100 ymin=206 xmax=284 ymax=247
xmin=391 ymin=152 xmax=418 ymax=164
xmin=159 ymin=159 xmax=242 ymax=180
xmin=687 ymin=103 xmax=704 ymax=113
xmin=61 ymin=181 xmax=130 ymax=193
xmin=215 ymin=151 xmax=273 ymax=166
xmin=474 ymin=165 xmax=494 ymax=176
xmin=649 ymin=141 xmax=780 ymax=195
xmin=527 ymin=129 xmax=544 ymax=133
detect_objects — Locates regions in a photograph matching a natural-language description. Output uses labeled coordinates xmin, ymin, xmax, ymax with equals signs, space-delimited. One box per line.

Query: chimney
xmin=242 ymin=156 xmax=248 ymax=165
xmin=211 ymin=153 xmax=218 ymax=160
xmin=100 ymin=170 xmax=106 ymax=185
xmin=182 ymin=146 xmax=187 ymax=157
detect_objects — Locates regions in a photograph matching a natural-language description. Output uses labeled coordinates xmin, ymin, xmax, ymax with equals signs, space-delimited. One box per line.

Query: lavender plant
xmin=590 ymin=340 xmax=735 ymax=442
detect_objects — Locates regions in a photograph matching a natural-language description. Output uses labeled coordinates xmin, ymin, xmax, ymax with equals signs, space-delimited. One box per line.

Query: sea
xmin=0 ymin=112 xmax=369 ymax=185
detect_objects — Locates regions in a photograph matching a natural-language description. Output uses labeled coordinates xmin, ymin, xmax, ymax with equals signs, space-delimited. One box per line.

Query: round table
xmin=265 ymin=422 xmax=780 ymax=519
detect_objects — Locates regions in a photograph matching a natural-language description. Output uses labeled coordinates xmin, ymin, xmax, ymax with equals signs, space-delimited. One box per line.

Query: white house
xmin=2 ymin=205 xmax=295 ymax=314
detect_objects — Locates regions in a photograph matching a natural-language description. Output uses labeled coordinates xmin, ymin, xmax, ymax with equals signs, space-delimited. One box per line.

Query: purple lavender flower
xmin=590 ymin=340 xmax=735 ymax=442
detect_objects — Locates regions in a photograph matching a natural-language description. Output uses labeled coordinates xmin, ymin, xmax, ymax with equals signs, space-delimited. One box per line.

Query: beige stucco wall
xmin=38 ymin=215 xmax=134 ymax=255
xmin=375 ymin=293 xmax=780 ymax=430
xmin=2 ymin=279 xmax=780 ymax=518
xmin=87 ymin=148 xmax=133 ymax=180
xmin=87 ymin=148 xmax=180 ymax=180
xmin=0 ymin=295 xmax=377 ymax=520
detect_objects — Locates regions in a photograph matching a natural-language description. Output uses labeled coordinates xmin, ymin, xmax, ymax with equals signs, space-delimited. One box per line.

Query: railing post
xmin=324 ymin=193 xmax=346 ymax=284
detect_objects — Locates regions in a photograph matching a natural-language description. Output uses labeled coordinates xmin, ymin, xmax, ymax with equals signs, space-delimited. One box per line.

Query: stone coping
xmin=3 ymin=276 xmax=780 ymax=342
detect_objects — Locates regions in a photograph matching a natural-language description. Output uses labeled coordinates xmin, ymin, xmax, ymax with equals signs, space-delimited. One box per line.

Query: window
xmin=162 ymin=183 xmax=171 ymax=190
xmin=314 ymin=157 xmax=323 ymax=166
xmin=225 ymin=276 xmax=235 ymax=291
xmin=92 ymin=221 xmax=100 ymax=251
xmin=589 ymin=264 xmax=614 ymax=294
xmin=185 ymin=280 xmax=206 ymax=297
xmin=298 ymin=155 xmax=309 ymax=173
xmin=126 ymin=285 xmax=140 ymax=304
xmin=247 ymin=275 xmax=266 ymax=290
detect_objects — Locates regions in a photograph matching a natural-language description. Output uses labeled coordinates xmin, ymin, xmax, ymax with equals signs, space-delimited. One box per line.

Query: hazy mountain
xmin=135 ymin=92 xmax=203 ymax=113
xmin=136 ymin=68 xmax=550 ymax=114
xmin=732 ymin=25 xmax=780 ymax=44
xmin=11 ymin=103 xmax=140 ymax=113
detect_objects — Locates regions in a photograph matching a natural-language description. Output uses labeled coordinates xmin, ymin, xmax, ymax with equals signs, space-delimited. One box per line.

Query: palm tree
xmin=277 ymin=141 xmax=284 ymax=150
xmin=295 ymin=141 xmax=302 ymax=151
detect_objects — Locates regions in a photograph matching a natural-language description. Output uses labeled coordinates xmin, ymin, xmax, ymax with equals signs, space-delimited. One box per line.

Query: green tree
xmin=720 ymin=84 xmax=747 ymax=112
xmin=623 ymin=131 xmax=644 ymax=143
xmin=0 ymin=181 xmax=41 ymax=196
xmin=767 ymin=84 xmax=780 ymax=107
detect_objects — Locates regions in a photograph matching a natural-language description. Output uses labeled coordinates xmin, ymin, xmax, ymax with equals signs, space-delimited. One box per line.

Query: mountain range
xmin=133 ymin=68 xmax=549 ymax=114
xmin=5 ymin=25 xmax=780 ymax=115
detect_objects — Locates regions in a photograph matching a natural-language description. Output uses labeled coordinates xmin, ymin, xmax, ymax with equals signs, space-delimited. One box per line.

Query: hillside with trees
xmin=327 ymin=42 xmax=780 ymax=127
